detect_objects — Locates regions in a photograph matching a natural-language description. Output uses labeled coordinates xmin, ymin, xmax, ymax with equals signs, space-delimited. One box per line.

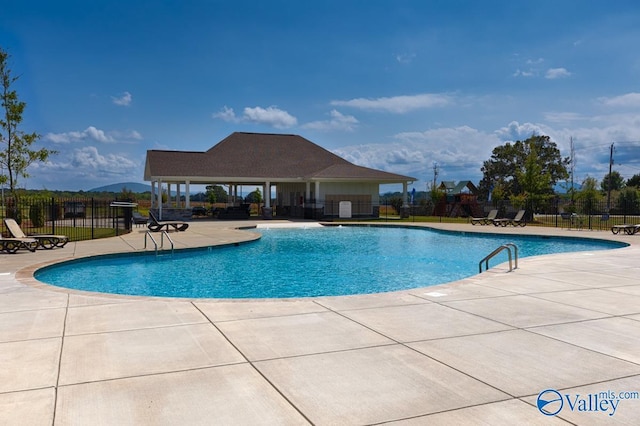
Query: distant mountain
xmin=88 ymin=182 xmax=152 ymax=193
xmin=554 ymin=181 xmax=582 ymax=194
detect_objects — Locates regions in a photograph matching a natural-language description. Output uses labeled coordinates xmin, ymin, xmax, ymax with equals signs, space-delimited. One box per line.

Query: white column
xmin=185 ymin=181 xmax=191 ymax=208
xmin=305 ymin=181 xmax=311 ymax=205
xmin=167 ymin=183 xmax=172 ymax=207
xmin=176 ymin=183 xmax=181 ymax=208
xmin=315 ymin=181 xmax=321 ymax=205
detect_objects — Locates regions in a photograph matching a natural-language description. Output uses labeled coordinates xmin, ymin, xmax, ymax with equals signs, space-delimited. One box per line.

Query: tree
xmin=617 ymin=187 xmax=640 ymax=214
xmin=576 ymin=177 xmax=601 ymax=214
xmin=512 ymin=143 xmax=552 ymax=217
xmin=205 ymin=185 xmax=227 ymax=204
xmin=244 ymin=188 xmax=263 ymax=204
xmin=479 ymin=135 xmax=569 ymax=199
xmin=600 ymin=171 xmax=625 ymax=192
xmin=627 ymin=174 xmax=640 ymax=188
xmin=0 ymin=48 xmax=55 ymax=197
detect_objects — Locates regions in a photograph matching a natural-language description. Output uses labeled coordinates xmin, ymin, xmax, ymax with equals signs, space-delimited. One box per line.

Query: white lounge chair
xmin=4 ymin=218 xmax=69 ymax=249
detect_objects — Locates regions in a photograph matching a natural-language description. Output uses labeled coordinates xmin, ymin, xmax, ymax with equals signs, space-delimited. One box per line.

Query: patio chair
xmin=0 ymin=234 xmax=38 ymax=253
xmin=471 ymin=209 xmax=498 ymax=225
xmin=4 ymin=218 xmax=69 ymax=249
xmin=147 ymin=211 xmax=189 ymax=232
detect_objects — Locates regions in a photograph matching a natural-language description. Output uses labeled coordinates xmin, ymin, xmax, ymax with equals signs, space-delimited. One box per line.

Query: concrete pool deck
xmin=1 ymin=220 xmax=639 ymax=425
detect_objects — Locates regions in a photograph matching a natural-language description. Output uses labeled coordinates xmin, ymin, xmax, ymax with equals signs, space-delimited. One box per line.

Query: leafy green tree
xmin=617 ymin=187 xmax=640 ymax=214
xmin=120 ymin=186 xmax=135 ymax=201
xmin=479 ymin=134 xmax=569 ymax=199
xmin=627 ymin=174 xmax=640 ymax=188
xmin=205 ymin=185 xmax=227 ymax=204
xmin=512 ymin=144 xmax=552 ymax=217
xmin=244 ymin=188 xmax=263 ymax=204
xmin=600 ymin=171 xmax=625 ymax=192
xmin=0 ymin=48 xmax=56 ymax=197
xmin=576 ymin=177 xmax=602 ymax=214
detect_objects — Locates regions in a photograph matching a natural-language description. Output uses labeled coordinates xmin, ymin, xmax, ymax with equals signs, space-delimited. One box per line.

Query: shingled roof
xmin=145 ymin=132 xmax=415 ymax=183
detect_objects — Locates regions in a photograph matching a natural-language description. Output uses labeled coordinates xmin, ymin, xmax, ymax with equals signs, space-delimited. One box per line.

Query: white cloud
xmin=333 ymin=126 xmax=499 ymax=184
xmin=599 ymin=92 xmax=640 ymax=108
xmin=302 ymin=110 xmax=359 ymax=132
xmin=242 ymin=106 xmax=297 ymax=128
xmin=28 ymin=145 xmax=143 ymax=190
xmin=212 ymin=105 xmax=297 ymax=128
xmin=495 ymin=121 xmax=549 ymax=141
xmin=44 ymin=126 xmax=114 ymax=143
xmin=212 ymin=105 xmax=239 ymax=122
xmin=513 ymin=69 xmax=536 ymax=77
xmin=545 ymin=68 xmax=571 ymax=79
xmin=112 ymin=91 xmax=132 ymax=106
xmin=43 ymin=126 xmax=142 ymax=144
xmin=330 ymin=93 xmax=452 ymax=113
xmin=71 ymin=146 xmax=137 ymax=172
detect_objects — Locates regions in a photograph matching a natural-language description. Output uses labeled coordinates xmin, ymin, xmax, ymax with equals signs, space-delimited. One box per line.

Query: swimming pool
xmin=35 ymin=225 xmax=625 ymax=298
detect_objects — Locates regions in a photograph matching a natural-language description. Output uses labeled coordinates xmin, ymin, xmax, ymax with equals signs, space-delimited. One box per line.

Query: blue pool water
xmin=35 ymin=226 xmax=626 ymax=298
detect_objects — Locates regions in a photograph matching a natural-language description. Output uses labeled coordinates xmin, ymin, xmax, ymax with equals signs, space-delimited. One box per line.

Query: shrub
xmin=29 ymin=203 xmax=45 ymax=227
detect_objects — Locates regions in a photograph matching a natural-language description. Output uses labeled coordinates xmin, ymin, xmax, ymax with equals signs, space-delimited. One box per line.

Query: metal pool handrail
xmin=144 ymin=231 xmax=174 ymax=256
xmin=479 ymin=243 xmax=518 ymax=273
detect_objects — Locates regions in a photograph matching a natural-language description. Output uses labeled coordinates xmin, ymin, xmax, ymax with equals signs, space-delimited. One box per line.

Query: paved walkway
xmin=1 ymin=221 xmax=639 ymax=425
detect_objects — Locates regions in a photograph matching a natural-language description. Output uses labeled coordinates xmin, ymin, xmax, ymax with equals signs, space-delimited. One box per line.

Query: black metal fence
xmin=398 ymin=198 xmax=640 ymax=230
xmin=1 ymin=197 xmax=134 ymax=241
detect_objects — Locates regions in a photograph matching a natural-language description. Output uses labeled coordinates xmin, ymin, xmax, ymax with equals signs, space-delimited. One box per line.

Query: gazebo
xmin=144 ymin=132 xmax=416 ymax=220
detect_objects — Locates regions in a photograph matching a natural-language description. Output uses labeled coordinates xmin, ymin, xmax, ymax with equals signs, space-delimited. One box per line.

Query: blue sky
xmin=2 ymin=0 xmax=640 ymax=192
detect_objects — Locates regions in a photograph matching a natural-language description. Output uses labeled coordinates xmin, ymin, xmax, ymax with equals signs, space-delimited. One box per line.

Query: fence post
xmin=51 ymin=197 xmax=56 ymax=235
xmin=91 ymin=198 xmax=95 ymax=240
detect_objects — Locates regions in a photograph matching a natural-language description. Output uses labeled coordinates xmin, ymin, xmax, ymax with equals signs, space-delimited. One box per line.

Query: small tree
xmin=205 ymin=185 xmax=227 ymax=205
xmin=576 ymin=177 xmax=601 ymax=214
xmin=600 ymin=171 xmax=625 ymax=192
xmin=0 ymin=48 xmax=56 ymax=198
xmin=617 ymin=187 xmax=640 ymax=214
xmin=626 ymin=174 xmax=640 ymax=188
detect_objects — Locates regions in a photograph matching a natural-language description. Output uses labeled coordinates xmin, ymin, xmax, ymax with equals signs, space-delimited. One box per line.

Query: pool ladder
xmin=144 ymin=231 xmax=174 ymax=256
xmin=479 ymin=243 xmax=518 ymax=273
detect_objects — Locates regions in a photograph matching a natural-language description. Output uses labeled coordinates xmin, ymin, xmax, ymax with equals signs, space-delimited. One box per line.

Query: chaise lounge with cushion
xmin=147 ymin=211 xmax=189 ymax=232
xmin=0 ymin=234 xmax=38 ymax=253
xmin=4 ymin=218 xmax=69 ymax=249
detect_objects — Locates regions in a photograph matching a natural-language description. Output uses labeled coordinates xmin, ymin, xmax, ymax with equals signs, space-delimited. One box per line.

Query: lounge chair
xmin=0 ymin=234 xmax=38 ymax=253
xmin=147 ymin=211 xmax=189 ymax=232
xmin=471 ymin=209 xmax=498 ymax=225
xmin=493 ymin=210 xmax=526 ymax=227
xmin=132 ymin=211 xmax=148 ymax=226
xmin=4 ymin=218 xmax=69 ymax=249
xmin=611 ymin=224 xmax=640 ymax=235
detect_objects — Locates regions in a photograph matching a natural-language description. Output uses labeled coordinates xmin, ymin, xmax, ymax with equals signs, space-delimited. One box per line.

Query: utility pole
xmin=607 ymin=142 xmax=614 ymax=211
xmin=432 ymin=162 xmax=439 ymax=190
xmin=569 ymin=136 xmax=576 ymax=202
